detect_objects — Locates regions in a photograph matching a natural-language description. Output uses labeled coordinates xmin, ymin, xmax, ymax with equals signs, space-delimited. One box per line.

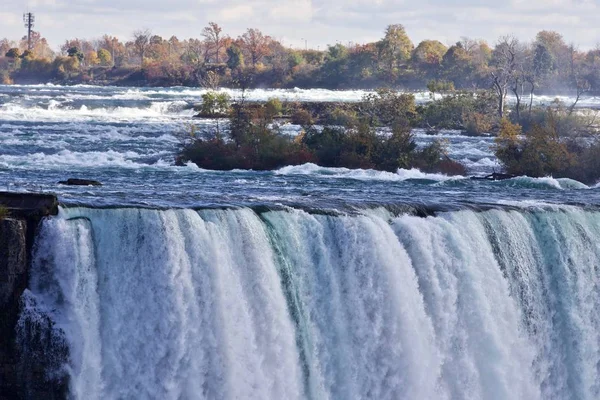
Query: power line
xmin=23 ymin=12 xmax=35 ymax=51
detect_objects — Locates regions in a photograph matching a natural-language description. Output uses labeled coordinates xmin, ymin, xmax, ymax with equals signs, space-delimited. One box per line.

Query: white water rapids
xmin=18 ymin=206 xmax=600 ymax=400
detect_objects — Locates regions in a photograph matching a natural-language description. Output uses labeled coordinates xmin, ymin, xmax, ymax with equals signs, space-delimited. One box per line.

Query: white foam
xmin=0 ymin=149 xmax=169 ymax=170
xmin=275 ymin=163 xmax=464 ymax=182
xmin=505 ymin=176 xmax=590 ymax=190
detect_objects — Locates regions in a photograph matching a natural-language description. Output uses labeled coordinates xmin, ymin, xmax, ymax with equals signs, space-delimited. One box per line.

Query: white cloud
xmin=217 ymin=4 xmax=254 ymax=22
xmin=0 ymin=0 xmax=598 ymax=50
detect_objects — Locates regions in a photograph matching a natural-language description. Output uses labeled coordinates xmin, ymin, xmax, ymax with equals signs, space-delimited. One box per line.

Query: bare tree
xmin=568 ymin=77 xmax=591 ymax=116
xmin=509 ymin=42 xmax=531 ymax=121
xmin=202 ymin=22 xmax=223 ymax=64
xmin=200 ymin=70 xmax=220 ymax=90
xmin=132 ymin=29 xmax=152 ymax=66
xmin=491 ymin=35 xmax=519 ymax=118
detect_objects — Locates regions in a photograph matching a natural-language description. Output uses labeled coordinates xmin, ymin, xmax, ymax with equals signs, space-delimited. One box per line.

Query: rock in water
xmin=58 ymin=178 xmax=102 ymax=186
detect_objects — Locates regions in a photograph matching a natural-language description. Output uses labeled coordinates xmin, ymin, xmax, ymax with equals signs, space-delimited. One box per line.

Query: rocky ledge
xmin=0 ymin=192 xmax=65 ymax=399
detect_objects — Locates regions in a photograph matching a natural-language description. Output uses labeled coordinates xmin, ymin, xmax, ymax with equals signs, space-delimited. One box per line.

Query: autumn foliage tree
xmin=377 ymin=24 xmax=413 ymax=79
xmin=202 ymin=22 xmax=226 ymax=64
xmin=132 ymin=29 xmax=152 ymax=66
xmin=241 ymin=28 xmax=272 ymax=68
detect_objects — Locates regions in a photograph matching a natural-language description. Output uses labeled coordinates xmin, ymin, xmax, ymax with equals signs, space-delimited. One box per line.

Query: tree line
xmin=1 ymin=23 xmax=599 ymax=99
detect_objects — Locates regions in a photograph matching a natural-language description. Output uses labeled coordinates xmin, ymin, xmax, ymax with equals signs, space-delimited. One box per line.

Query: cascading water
xmin=18 ymin=206 xmax=600 ymax=400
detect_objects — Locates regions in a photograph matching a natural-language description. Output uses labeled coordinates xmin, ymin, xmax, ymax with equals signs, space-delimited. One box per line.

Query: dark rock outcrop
xmin=58 ymin=178 xmax=102 ymax=186
xmin=0 ymin=192 xmax=59 ymax=219
xmin=0 ymin=192 xmax=66 ymax=399
xmin=0 ymin=218 xmax=28 ymax=399
xmin=470 ymin=172 xmax=517 ymax=181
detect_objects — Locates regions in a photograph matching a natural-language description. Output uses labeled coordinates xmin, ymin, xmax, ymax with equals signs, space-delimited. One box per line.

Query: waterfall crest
xmin=20 ymin=207 xmax=600 ymax=400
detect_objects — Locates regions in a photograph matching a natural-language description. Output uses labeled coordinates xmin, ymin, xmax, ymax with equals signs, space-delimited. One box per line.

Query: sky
xmin=1 ymin=0 xmax=599 ymax=51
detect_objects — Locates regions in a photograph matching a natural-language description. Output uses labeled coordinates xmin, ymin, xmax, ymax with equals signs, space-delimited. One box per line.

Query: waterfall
xmin=19 ymin=206 xmax=600 ymax=400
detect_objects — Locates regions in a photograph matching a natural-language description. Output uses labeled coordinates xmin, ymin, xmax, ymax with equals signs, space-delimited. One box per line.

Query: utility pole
xmin=23 ymin=12 xmax=35 ymax=51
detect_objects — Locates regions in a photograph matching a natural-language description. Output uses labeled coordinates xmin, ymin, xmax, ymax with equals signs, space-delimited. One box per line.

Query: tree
xmin=97 ymin=48 xmax=112 ymax=66
xmin=5 ymin=48 xmax=21 ymax=58
xmin=491 ymin=36 xmax=519 ymax=118
xmin=202 ymin=22 xmax=225 ymax=64
xmin=288 ymin=51 xmax=304 ymax=69
xmin=377 ymin=24 xmax=414 ymax=78
xmin=132 ymin=29 xmax=152 ymax=66
xmin=226 ymin=45 xmax=244 ymax=70
xmin=320 ymin=44 xmax=349 ymax=87
xmin=442 ymin=43 xmax=473 ymax=87
xmin=0 ymin=39 xmax=12 ymax=57
xmin=508 ymin=42 xmax=530 ymax=121
xmin=147 ymin=35 xmax=168 ymax=60
xmin=241 ymin=28 xmax=272 ymax=68
xmin=167 ymin=36 xmax=181 ymax=59
xmin=535 ymin=30 xmax=570 ymax=85
xmin=533 ymin=44 xmax=555 ymax=79
xmin=182 ymin=38 xmax=207 ymax=68
xmin=412 ymin=40 xmax=447 ymax=77
xmin=526 ymin=43 xmax=555 ymax=112
xmin=494 ymin=118 xmax=522 ymax=172
xmin=86 ymin=51 xmax=100 ymax=66
xmin=96 ymin=35 xmax=125 ymax=66
xmin=67 ymin=46 xmax=84 ymax=63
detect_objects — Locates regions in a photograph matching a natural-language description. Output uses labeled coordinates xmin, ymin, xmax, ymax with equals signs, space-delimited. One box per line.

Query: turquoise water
xmin=1 ymin=84 xmax=599 ymax=210
xmin=5 ymin=84 xmax=600 ymax=399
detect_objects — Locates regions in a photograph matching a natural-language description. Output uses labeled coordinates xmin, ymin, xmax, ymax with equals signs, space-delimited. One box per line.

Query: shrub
xmin=324 ymin=106 xmax=358 ymax=127
xmin=5 ymin=48 xmax=20 ymax=58
xmin=265 ymin=98 xmax=283 ymax=118
xmin=427 ymin=79 xmax=455 ymax=95
xmin=495 ymin=116 xmax=575 ymax=178
xmin=412 ymin=139 xmax=467 ymax=175
xmin=291 ymin=109 xmax=313 ymax=126
xmin=361 ymin=89 xmax=419 ymax=127
xmin=0 ymin=71 xmax=12 ymax=84
xmin=462 ymin=111 xmax=493 ymax=135
xmin=0 ymin=206 xmax=8 ymax=220
xmin=420 ymin=90 xmax=496 ymax=131
xmin=199 ymin=91 xmax=231 ymax=117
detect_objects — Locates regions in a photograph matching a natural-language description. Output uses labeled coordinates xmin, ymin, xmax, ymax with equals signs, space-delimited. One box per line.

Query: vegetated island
xmin=177 ymin=88 xmax=600 ymax=185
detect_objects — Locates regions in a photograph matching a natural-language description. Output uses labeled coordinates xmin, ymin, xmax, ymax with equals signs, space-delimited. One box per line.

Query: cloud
xmin=0 ymin=0 xmax=598 ymax=50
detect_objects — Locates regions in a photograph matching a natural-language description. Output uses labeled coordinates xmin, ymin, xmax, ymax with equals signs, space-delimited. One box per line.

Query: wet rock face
xmin=0 ymin=218 xmax=28 ymax=399
xmin=0 ymin=193 xmax=66 ymax=400
xmin=0 ymin=192 xmax=59 ymax=219
xmin=0 ymin=218 xmax=27 ymax=307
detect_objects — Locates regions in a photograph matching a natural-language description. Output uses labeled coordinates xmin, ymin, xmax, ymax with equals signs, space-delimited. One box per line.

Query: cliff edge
xmin=0 ymin=192 xmax=63 ymax=400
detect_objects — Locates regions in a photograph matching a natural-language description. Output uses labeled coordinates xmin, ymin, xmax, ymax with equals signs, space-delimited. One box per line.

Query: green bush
xmin=361 ymin=89 xmax=419 ymax=127
xmin=0 ymin=206 xmax=8 ymax=220
xmin=199 ymin=91 xmax=231 ymax=117
xmin=462 ymin=111 xmax=493 ymax=135
xmin=265 ymin=98 xmax=283 ymax=118
xmin=291 ymin=109 xmax=313 ymax=126
xmin=495 ymin=116 xmax=579 ymax=179
xmin=323 ymin=107 xmax=358 ymax=127
xmin=420 ymin=90 xmax=496 ymax=132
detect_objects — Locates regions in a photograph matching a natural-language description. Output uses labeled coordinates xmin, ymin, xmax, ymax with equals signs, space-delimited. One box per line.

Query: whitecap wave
xmin=0 ymin=100 xmax=192 ymax=123
xmin=274 ymin=163 xmax=464 ymax=182
xmin=0 ymin=149 xmax=171 ymax=170
xmin=497 ymin=176 xmax=589 ymax=190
